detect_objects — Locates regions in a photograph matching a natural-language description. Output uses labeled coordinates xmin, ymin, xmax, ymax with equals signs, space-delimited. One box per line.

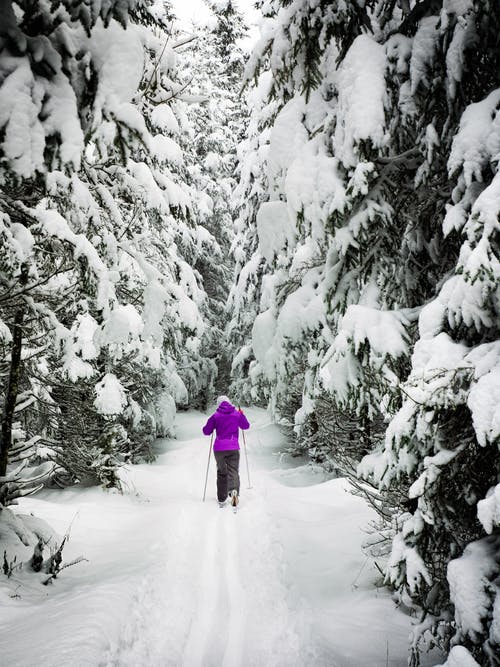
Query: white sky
xmin=171 ymin=0 xmax=260 ymax=46
xmin=171 ymin=0 xmax=210 ymax=26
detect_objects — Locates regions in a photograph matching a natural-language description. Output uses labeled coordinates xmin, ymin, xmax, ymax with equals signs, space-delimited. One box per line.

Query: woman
xmin=202 ymin=396 xmax=250 ymax=508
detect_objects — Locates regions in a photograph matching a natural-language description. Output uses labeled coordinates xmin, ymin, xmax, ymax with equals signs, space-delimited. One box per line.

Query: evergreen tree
xmin=361 ymin=3 xmax=500 ymax=663
xmin=229 ymin=0 xmax=500 ymax=663
xmin=0 ymin=1 xmax=215 ymax=496
xmin=0 ymin=0 xmax=144 ymax=499
xmin=180 ymin=0 xmax=249 ymax=405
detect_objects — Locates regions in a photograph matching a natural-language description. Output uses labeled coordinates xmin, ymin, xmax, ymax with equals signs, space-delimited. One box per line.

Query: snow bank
xmin=467 ymin=366 xmax=500 ymax=446
xmin=102 ymin=304 xmax=143 ymax=346
xmin=151 ymin=104 xmax=180 ymax=134
xmin=447 ymin=537 xmax=498 ymax=641
xmin=149 ymin=391 xmax=176 ymax=437
xmin=477 ymin=484 xmax=500 ymax=534
xmin=334 ymin=35 xmax=387 ymax=167
xmin=320 ymin=330 xmax=362 ymax=402
xmin=285 ymin=148 xmax=346 ymax=230
xmin=340 ymin=305 xmax=409 ymax=358
xmin=266 ymin=95 xmax=308 ymax=188
xmin=0 ymin=507 xmax=59 ymax=589
xmin=448 ymin=89 xmax=500 ymax=185
xmin=320 ymin=305 xmax=408 ymax=402
xmin=252 ymin=308 xmax=277 ymax=380
xmin=256 ymin=200 xmax=295 ymax=262
xmin=410 ymin=16 xmax=440 ymax=94
xmin=94 ymin=373 xmax=127 ymax=415
xmin=276 ymin=284 xmax=324 ymax=344
xmin=435 ymin=645 xmax=480 ymax=667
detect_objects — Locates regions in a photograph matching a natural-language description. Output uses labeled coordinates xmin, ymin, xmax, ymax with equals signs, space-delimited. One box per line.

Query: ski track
xmin=183 ymin=507 xmax=246 ymax=667
xmin=102 ymin=412 xmax=313 ymax=667
xmin=182 ymin=510 xmax=220 ymax=667
xmin=222 ymin=511 xmax=245 ymax=667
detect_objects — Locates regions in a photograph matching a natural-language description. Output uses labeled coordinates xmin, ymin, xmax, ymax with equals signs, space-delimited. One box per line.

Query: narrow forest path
xmin=102 ymin=409 xmax=317 ymax=667
xmin=0 ymin=409 xmax=440 ymax=667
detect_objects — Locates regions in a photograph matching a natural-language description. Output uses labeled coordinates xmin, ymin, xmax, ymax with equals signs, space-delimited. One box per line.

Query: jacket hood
xmin=217 ymin=401 xmax=235 ymax=414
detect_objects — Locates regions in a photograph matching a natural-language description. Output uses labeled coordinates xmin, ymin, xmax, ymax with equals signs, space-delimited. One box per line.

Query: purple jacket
xmin=202 ymin=402 xmax=250 ymax=451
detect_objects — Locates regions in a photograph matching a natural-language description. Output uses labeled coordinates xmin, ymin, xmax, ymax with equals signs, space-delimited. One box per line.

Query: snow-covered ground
xmin=0 ymin=409 xmax=443 ymax=666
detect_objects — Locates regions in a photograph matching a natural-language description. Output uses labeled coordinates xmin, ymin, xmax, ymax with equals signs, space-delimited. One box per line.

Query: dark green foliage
xmin=229 ymin=0 xmax=500 ymax=664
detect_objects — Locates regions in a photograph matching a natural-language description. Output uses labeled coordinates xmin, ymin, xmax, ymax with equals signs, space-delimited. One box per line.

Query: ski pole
xmin=242 ymin=429 xmax=252 ymax=489
xmin=202 ymin=432 xmax=214 ymax=502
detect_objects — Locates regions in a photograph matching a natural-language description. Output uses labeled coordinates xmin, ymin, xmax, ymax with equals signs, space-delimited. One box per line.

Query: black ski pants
xmin=214 ymin=450 xmax=240 ymax=502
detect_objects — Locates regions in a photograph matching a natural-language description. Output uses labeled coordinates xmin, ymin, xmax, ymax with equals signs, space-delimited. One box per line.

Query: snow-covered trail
xmin=1 ymin=408 xmax=440 ymax=667
xmin=102 ymin=409 xmax=315 ymax=667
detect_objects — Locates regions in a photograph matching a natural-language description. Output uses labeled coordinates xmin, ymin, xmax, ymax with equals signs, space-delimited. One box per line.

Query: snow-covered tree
xmin=359 ymin=3 xmax=500 ymax=663
xmin=229 ymin=0 xmax=500 ymax=664
xmin=0 ymin=0 xmax=143 ymax=498
xmin=0 ymin=1 xmax=213 ymax=495
xmin=226 ymin=64 xmax=273 ymax=406
xmin=229 ymin=0 xmax=395 ymax=428
xmin=179 ymin=0 xmax=249 ymax=405
xmin=44 ymin=13 xmax=212 ymax=481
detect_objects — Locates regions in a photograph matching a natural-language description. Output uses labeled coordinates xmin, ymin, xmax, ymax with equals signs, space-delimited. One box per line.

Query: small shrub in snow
xmin=0 ymin=507 xmax=86 ymax=592
xmin=3 ymin=550 xmax=17 ymax=578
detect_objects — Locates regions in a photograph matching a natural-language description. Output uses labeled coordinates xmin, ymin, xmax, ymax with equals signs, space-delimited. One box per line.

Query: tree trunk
xmin=0 ymin=266 xmax=28 ymax=478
